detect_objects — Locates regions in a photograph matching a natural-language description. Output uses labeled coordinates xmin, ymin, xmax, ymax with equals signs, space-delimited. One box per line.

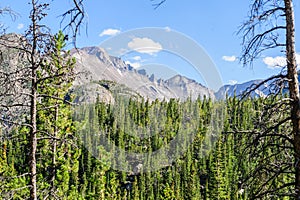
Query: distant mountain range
xmin=71 ymin=46 xmax=279 ymax=103
xmin=215 ymin=80 xmax=270 ymax=99
xmin=0 ymin=33 xmax=277 ymax=104
xmin=71 ymin=46 xmax=215 ymax=102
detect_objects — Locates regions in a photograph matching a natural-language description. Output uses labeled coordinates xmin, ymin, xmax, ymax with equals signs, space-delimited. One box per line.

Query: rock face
xmin=165 ymin=75 xmax=214 ymax=100
xmin=72 ymin=46 xmax=215 ymax=102
xmin=0 ymin=33 xmax=30 ymax=129
xmin=0 ymin=35 xmax=289 ymax=105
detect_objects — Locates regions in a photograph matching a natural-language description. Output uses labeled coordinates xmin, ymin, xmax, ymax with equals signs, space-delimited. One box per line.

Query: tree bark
xmin=29 ymin=0 xmax=38 ymax=199
xmin=29 ymin=57 xmax=37 ymax=200
xmin=284 ymin=0 xmax=300 ymax=198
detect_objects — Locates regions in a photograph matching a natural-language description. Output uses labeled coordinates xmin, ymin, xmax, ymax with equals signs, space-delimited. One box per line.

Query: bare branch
xmin=151 ymin=0 xmax=167 ymax=9
xmin=240 ymin=73 xmax=286 ymax=99
xmin=240 ymin=26 xmax=286 ymax=65
xmin=59 ymin=0 xmax=86 ymax=45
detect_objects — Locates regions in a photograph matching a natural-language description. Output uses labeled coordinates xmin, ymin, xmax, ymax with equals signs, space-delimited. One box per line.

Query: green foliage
xmin=1 ymin=74 xmax=294 ymax=200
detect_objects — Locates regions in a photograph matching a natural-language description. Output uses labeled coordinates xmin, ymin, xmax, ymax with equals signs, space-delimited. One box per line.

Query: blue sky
xmin=1 ymin=0 xmax=300 ymax=90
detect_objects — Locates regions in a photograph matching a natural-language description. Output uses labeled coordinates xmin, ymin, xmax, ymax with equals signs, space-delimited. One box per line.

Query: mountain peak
xmin=80 ymin=46 xmax=106 ymax=55
xmin=167 ymin=74 xmax=197 ymax=85
xmin=72 ymin=46 xmax=215 ymax=101
xmin=76 ymin=46 xmax=112 ymax=64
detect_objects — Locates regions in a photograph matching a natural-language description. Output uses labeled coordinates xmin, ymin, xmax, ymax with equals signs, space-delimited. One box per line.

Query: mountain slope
xmin=72 ymin=46 xmax=215 ymax=102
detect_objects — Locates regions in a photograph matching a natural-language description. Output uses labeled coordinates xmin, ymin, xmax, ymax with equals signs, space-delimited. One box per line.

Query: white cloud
xmin=17 ymin=23 xmax=24 ymax=30
xmin=229 ymin=80 xmax=237 ymax=85
xmin=164 ymin=26 xmax=171 ymax=32
xmin=128 ymin=37 xmax=163 ymax=55
xmin=99 ymin=28 xmax=121 ymax=37
xmin=263 ymin=56 xmax=286 ymax=69
xmin=125 ymin=61 xmax=141 ymax=69
xmin=263 ymin=53 xmax=300 ymax=69
xmin=222 ymin=55 xmax=237 ymax=62
xmin=296 ymin=53 xmax=300 ymax=65
xmin=132 ymin=56 xmax=142 ymax=61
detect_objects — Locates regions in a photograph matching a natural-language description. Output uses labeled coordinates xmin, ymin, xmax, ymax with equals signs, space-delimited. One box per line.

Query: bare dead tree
xmin=60 ymin=0 xmax=86 ymax=45
xmin=0 ymin=1 xmax=86 ymax=199
xmin=236 ymin=0 xmax=299 ymax=198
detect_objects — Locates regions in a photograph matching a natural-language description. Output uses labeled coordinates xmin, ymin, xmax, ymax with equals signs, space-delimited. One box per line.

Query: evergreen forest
xmin=0 ymin=88 xmax=295 ymax=199
xmin=0 ymin=0 xmax=299 ymax=199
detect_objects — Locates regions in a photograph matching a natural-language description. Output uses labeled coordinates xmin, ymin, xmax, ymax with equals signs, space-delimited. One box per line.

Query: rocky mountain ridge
xmin=0 ymin=33 xmax=278 ymax=103
xmin=72 ymin=46 xmax=215 ymax=102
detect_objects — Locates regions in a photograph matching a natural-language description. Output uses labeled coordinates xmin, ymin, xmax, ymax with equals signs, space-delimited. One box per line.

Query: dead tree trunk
xmin=284 ymin=0 xmax=300 ymax=198
xmin=29 ymin=1 xmax=38 ymax=199
xmin=29 ymin=63 xmax=37 ymax=200
xmin=0 ymin=1 xmax=85 ymax=199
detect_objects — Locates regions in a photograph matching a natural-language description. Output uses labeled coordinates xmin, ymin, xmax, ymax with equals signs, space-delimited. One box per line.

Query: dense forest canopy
xmin=0 ymin=0 xmax=299 ymax=199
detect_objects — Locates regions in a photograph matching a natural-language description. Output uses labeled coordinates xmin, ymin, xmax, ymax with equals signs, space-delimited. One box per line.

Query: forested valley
xmin=0 ymin=0 xmax=299 ymax=199
xmin=0 ymin=86 xmax=295 ymax=199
